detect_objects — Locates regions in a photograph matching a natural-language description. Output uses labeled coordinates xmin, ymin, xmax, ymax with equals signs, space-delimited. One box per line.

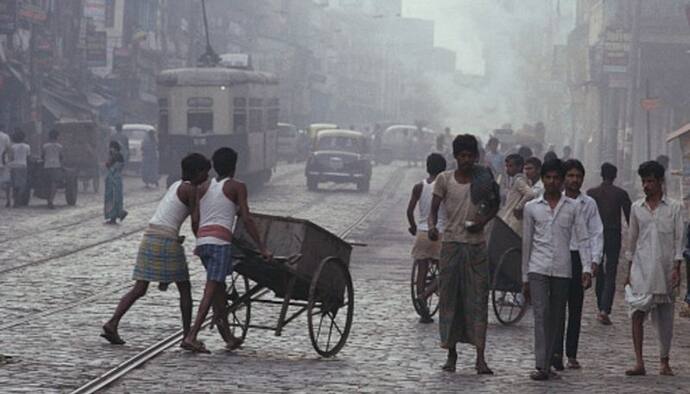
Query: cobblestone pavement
xmin=3 ymin=164 xmax=690 ymax=393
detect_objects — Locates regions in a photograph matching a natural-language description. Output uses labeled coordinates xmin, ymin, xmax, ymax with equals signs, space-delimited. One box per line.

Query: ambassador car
xmin=305 ymin=129 xmax=372 ymax=192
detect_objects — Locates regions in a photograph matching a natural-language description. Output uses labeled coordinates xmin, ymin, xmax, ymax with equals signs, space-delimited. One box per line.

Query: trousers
xmin=554 ymin=252 xmax=584 ymax=360
xmin=596 ymin=229 xmax=622 ymax=314
xmin=529 ymin=272 xmax=569 ymax=371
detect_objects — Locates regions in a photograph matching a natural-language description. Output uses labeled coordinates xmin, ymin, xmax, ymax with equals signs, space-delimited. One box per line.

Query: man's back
xmin=587 ymin=182 xmax=631 ymax=230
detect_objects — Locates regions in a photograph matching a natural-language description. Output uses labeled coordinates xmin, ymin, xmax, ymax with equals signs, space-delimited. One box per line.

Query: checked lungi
xmin=438 ymin=241 xmax=489 ymax=349
xmin=195 ymin=244 xmax=233 ymax=283
xmin=132 ymin=234 xmax=189 ymax=282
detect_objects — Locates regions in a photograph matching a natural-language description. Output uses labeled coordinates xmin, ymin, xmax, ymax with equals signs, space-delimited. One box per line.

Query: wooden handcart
xmin=488 ymin=217 xmax=528 ymax=325
xmin=224 ymin=214 xmax=355 ymax=357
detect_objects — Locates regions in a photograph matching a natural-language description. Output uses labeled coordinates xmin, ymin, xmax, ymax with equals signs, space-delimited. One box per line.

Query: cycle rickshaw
xmin=222 ymin=214 xmax=355 ymax=357
xmin=410 ymin=217 xmax=528 ymax=325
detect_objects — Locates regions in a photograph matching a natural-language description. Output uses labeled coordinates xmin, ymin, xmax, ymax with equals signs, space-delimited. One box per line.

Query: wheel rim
xmin=307 ymin=257 xmax=354 ymax=357
xmin=410 ymin=260 xmax=440 ymax=317
xmin=491 ymin=247 xmax=527 ymax=325
xmin=226 ymin=271 xmax=251 ymax=341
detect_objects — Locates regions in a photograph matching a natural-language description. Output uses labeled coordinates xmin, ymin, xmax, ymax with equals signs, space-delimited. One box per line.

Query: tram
xmin=156 ymin=67 xmax=280 ymax=186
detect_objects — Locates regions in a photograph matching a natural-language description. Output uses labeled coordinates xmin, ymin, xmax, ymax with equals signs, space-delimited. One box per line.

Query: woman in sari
xmin=141 ymin=130 xmax=159 ymax=188
xmin=104 ymin=141 xmax=128 ymax=224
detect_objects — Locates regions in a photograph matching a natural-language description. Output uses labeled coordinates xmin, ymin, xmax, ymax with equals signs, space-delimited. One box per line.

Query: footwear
xmin=597 ymin=312 xmax=612 ymax=325
xmin=100 ymin=325 xmax=125 ymax=345
xmin=105 ymin=218 xmax=117 ymax=225
xmin=441 ymin=353 xmax=457 ymax=372
xmin=119 ymin=210 xmax=128 ymax=222
xmin=549 ymin=370 xmax=561 ymax=380
xmin=660 ymin=366 xmax=674 ymax=376
xmin=418 ymin=316 xmax=434 ymax=324
xmin=180 ymin=339 xmax=210 ymax=354
xmin=625 ymin=366 xmax=646 ymax=376
xmin=530 ymin=370 xmax=549 ymax=381
xmin=567 ymin=358 xmax=581 ymax=369
xmin=551 ymin=356 xmax=564 ymax=371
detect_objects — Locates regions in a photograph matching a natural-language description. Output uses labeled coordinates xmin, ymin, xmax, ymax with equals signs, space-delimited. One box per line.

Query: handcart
xmin=224 ymin=214 xmax=354 ymax=357
xmin=488 ymin=217 xmax=528 ymax=325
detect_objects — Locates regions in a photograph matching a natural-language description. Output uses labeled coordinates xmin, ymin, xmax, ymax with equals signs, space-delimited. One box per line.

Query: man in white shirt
xmin=522 ymin=158 xmax=593 ymax=381
xmin=625 ymin=160 xmax=683 ymax=377
xmin=8 ymin=129 xmax=31 ymax=207
xmin=552 ymin=159 xmax=603 ymax=371
xmin=42 ymin=129 xmax=63 ymax=209
xmin=0 ymin=125 xmax=10 ymax=207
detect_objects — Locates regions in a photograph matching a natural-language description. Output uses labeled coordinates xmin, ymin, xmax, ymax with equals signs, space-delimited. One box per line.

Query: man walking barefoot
xmin=625 ymin=161 xmax=683 ymax=377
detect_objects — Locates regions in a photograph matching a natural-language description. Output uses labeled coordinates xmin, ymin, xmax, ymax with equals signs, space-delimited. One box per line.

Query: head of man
xmin=563 ymin=159 xmax=585 ymax=195
xmin=541 ymin=158 xmax=565 ymax=195
xmin=115 ymin=123 xmax=123 ymax=133
xmin=563 ymin=145 xmax=572 ymax=158
xmin=504 ymin=154 xmax=524 ymax=177
xmin=601 ymin=162 xmax=617 ymax=183
xmin=487 ymin=137 xmax=499 ymax=153
xmin=453 ymin=134 xmax=479 ymax=172
xmin=517 ymin=146 xmax=533 ymax=160
xmin=524 ymin=157 xmax=542 ymax=183
xmin=212 ymin=147 xmax=238 ymax=179
xmin=543 ymin=151 xmax=558 ymax=163
xmin=12 ymin=129 xmax=26 ymax=143
xmin=426 ymin=152 xmax=447 ymax=177
xmin=48 ymin=129 xmax=59 ymax=141
xmin=638 ymin=160 xmax=665 ymax=198
xmin=109 ymin=141 xmax=121 ymax=153
xmin=181 ymin=153 xmax=211 ymax=185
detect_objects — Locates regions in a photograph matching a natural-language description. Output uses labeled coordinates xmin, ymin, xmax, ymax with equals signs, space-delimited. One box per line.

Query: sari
xmin=104 ymin=153 xmax=125 ymax=220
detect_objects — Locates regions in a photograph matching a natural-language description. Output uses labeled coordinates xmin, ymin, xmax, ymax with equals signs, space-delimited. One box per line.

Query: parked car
xmin=305 ymin=129 xmax=372 ymax=192
xmin=277 ymin=123 xmax=308 ymax=163
xmin=122 ymin=124 xmax=156 ymax=173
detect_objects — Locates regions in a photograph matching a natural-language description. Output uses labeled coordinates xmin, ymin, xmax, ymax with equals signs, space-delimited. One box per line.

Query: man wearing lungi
xmin=522 ymin=158 xmax=592 ymax=381
xmin=181 ymin=147 xmax=272 ymax=353
xmin=101 ymin=153 xmax=211 ymax=345
xmin=625 ymin=161 xmax=683 ymax=377
xmin=428 ymin=134 xmax=500 ymax=374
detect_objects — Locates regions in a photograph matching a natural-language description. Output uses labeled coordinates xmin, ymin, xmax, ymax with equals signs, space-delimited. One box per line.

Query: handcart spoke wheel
xmin=307 ymin=257 xmax=354 ymax=358
xmin=410 ymin=260 xmax=440 ymax=318
xmin=491 ymin=247 xmax=527 ymax=325
xmin=225 ymin=271 xmax=251 ymax=341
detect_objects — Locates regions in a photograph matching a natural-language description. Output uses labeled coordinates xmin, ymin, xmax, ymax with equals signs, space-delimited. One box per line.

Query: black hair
xmin=212 ymin=147 xmax=238 ymax=178
xmin=541 ymin=158 xmax=565 ymax=178
xmin=525 ymin=157 xmax=542 ymax=169
xmin=115 ymin=123 xmax=123 ymax=132
xmin=543 ymin=151 xmax=558 ymax=162
xmin=181 ymin=153 xmax=211 ymax=182
xmin=638 ymin=160 xmax=665 ymax=180
xmin=601 ymin=162 xmax=617 ymax=181
xmin=109 ymin=141 xmax=121 ymax=151
xmin=48 ymin=129 xmax=59 ymax=141
xmin=453 ymin=134 xmax=479 ymax=156
xmin=426 ymin=153 xmax=447 ymax=176
xmin=505 ymin=153 xmax=524 ymax=167
xmin=487 ymin=136 xmax=499 ymax=146
xmin=517 ymin=146 xmax=533 ymax=159
xmin=11 ymin=128 xmax=25 ymax=143
xmin=563 ymin=159 xmax=585 ymax=176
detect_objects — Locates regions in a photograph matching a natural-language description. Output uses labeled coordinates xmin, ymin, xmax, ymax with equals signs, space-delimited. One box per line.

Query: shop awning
xmin=667 ymin=122 xmax=690 ymax=142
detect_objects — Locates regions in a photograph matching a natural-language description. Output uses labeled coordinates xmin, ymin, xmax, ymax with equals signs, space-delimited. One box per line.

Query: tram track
xmin=69 ymin=165 xmax=405 ymax=394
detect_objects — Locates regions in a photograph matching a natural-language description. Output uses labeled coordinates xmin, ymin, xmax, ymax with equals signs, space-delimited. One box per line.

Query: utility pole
xmin=645 ymin=78 xmax=651 ymax=159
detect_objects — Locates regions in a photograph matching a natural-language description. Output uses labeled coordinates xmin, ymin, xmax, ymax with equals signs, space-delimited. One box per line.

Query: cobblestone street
xmin=2 ymin=163 xmax=690 ymax=393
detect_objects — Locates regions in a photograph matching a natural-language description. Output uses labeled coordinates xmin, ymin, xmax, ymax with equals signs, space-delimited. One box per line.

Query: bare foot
xmin=660 ymin=364 xmax=674 ymax=376
xmin=625 ymin=365 xmax=646 ymax=376
xmin=476 ymin=360 xmax=494 ymax=375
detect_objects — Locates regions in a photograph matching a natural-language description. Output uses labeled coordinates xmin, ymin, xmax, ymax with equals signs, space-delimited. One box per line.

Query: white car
xmin=122 ymin=124 xmax=156 ymax=172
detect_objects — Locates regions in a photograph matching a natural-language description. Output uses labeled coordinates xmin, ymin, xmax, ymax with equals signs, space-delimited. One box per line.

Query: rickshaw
xmin=222 ymin=213 xmax=355 ymax=357
xmin=410 ymin=217 xmax=528 ymax=325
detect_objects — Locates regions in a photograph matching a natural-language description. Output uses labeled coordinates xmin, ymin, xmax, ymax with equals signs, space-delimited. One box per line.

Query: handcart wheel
xmin=307 ymin=257 xmax=354 ymax=357
xmin=410 ymin=260 xmax=440 ymax=318
xmin=491 ymin=247 xmax=528 ymax=325
xmin=226 ymin=271 xmax=251 ymax=341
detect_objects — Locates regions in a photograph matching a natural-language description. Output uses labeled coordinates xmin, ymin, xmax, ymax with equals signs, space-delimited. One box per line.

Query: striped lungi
xmin=132 ymin=234 xmax=189 ymax=283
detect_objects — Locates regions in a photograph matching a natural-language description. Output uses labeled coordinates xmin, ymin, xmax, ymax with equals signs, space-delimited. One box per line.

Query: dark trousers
xmin=529 ymin=273 xmax=569 ymax=371
xmin=595 ymin=229 xmax=622 ymax=314
xmin=554 ymin=252 xmax=583 ymax=360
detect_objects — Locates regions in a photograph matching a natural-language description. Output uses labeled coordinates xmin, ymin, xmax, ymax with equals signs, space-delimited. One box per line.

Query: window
xmin=233 ymin=109 xmax=247 ymax=134
xmin=249 ymin=98 xmax=263 ymax=107
xmin=234 ymin=97 xmax=247 ymax=107
xmin=317 ymin=136 xmax=361 ymax=153
xmin=187 ymin=112 xmax=213 ymax=135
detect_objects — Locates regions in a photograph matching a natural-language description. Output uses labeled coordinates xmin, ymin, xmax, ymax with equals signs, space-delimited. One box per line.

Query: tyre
xmin=356 ymin=179 xmax=370 ymax=192
xmin=65 ymin=175 xmax=78 ymax=206
xmin=307 ymin=176 xmax=318 ymax=191
xmin=491 ymin=247 xmax=527 ymax=325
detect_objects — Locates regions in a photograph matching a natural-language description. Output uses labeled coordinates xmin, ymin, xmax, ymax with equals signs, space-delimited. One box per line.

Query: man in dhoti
xmin=625 ymin=160 xmax=683 ymax=377
xmin=428 ymin=134 xmax=500 ymax=374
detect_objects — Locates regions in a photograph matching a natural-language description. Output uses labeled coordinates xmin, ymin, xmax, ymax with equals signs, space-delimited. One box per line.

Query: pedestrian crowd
xmin=407 ymin=133 xmax=687 ymax=380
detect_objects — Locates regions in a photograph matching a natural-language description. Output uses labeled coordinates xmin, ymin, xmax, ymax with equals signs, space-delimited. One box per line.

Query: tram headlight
xmin=220 ymin=86 xmax=227 ymax=91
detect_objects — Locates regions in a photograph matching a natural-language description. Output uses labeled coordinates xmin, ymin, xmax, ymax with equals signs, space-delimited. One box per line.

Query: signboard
xmin=18 ymin=2 xmax=46 ymax=24
xmin=641 ymin=98 xmax=661 ymax=111
xmin=0 ymin=0 xmax=17 ymax=34
xmin=86 ymin=30 xmax=107 ymax=68
xmin=112 ymin=46 xmax=130 ymax=73
xmin=602 ymin=28 xmax=631 ymax=73
xmin=84 ymin=0 xmax=106 ymax=29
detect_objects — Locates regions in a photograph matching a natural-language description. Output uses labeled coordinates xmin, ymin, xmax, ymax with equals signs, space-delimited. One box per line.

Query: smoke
xmin=405 ymin=0 xmax=573 ymax=135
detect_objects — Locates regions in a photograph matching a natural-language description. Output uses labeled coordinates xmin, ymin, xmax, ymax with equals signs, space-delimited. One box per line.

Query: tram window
xmin=234 ymin=111 xmax=247 ymax=134
xmin=249 ymin=109 xmax=262 ymax=133
xmin=187 ymin=112 xmax=213 ymax=134
xmin=234 ymin=98 xmax=246 ymax=107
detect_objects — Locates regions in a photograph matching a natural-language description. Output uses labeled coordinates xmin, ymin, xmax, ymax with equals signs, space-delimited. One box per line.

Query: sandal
xmin=180 ymin=339 xmax=211 ymax=354
xmin=100 ymin=325 xmax=125 ymax=345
